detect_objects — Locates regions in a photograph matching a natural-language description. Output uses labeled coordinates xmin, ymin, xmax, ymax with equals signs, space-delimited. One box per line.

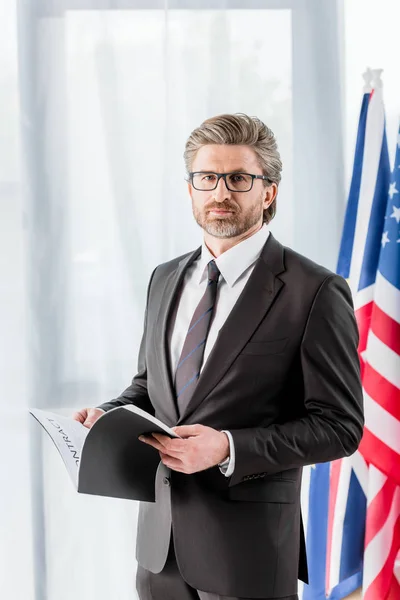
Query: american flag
xmin=300 ymin=68 xmax=393 ymax=600
xmin=358 ymin=115 xmax=400 ymax=598
xmin=329 ymin=68 xmax=391 ymax=599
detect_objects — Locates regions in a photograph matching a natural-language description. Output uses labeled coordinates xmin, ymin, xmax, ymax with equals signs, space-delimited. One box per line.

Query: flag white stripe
xmin=363 ymin=468 xmax=400 ymax=591
xmin=394 ymin=555 xmax=400 ymax=585
xmin=365 ymin=330 xmax=400 ymax=389
xmin=353 ymin=283 xmax=375 ymax=312
xmin=351 ymin=450 xmax=369 ymax=496
xmin=299 ymin=465 xmax=312 ymax=600
xmin=374 ymin=271 xmax=400 ymax=324
xmin=300 ymin=465 xmax=311 ymax=540
xmin=327 ymin=459 xmax=352 ymax=592
xmin=364 ymin=391 xmax=400 ymax=455
xmin=349 ymin=88 xmax=385 ymax=298
xmin=365 ymin=466 xmax=387 ymax=506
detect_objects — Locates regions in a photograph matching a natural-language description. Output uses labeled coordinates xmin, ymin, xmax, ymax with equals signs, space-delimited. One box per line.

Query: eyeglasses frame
xmin=187 ymin=171 xmax=273 ymax=192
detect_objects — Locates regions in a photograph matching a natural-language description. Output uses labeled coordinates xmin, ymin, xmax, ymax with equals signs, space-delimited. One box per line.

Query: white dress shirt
xmin=169 ymin=223 xmax=270 ymax=477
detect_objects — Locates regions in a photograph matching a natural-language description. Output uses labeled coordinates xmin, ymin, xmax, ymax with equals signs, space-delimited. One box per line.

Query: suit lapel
xmin=154 ymin=246 xmax=201 ymax=424
xmin=176 ymin=232 xmax=286 ymax=424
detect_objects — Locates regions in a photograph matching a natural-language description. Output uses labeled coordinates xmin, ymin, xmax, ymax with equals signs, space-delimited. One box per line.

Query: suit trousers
xmin=135 ymin=530 xmax=298 ymax=600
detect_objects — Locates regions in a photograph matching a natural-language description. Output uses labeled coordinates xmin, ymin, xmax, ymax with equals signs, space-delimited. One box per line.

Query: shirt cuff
xmin=218 ymin=430 xmax=235 ymax=477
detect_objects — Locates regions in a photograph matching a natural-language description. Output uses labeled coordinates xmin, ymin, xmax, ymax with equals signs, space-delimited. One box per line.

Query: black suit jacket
xmin=99 ymin=233 xmax=364 ymax=598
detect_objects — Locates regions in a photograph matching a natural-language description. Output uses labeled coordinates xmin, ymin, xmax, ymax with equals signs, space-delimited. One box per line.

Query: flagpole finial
xmin=362 ymin=67 xmax=373 ymax=92
xmin=371 ymin=68 xmax=384 ymax=89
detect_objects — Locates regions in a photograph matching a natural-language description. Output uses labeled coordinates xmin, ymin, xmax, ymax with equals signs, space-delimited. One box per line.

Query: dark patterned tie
xmin=174 ymin=260 xmax=221 ymax=416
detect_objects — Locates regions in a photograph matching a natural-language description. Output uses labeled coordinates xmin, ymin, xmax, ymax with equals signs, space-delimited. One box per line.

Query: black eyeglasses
xmin=187 ymin=171 xmax=272 ymax=193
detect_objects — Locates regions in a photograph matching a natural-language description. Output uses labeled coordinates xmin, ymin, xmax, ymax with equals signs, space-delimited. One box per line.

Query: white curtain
xmin=1 ymin=1 xmax=344 ymax=599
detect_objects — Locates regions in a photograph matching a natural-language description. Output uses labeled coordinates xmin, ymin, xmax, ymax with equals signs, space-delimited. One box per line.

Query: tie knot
xmin=208 ymin=260 xmax=220 ymax=282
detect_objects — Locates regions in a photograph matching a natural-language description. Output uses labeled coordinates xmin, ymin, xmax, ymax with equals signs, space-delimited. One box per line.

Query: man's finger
xmin=172 ymin=425 xmax=202 ymax=438
xmin=151 ymin=434 xmax=187 ymax=452
xmin=72 ymin=411 xmax=86 ymax=423
xmin=140 ymin=435 xmax=187 ymax=457
xmin=138 ymin=435 xmax=163 ymax=451
xmin=159 ymin=451 xmax=186 ymax=472
xmin=148 ymin=433 xmax=170 ymax=447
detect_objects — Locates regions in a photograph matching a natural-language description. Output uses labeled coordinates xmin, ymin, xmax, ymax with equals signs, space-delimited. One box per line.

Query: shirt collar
xmin=198 ymin=224 xmax=270 ymax=287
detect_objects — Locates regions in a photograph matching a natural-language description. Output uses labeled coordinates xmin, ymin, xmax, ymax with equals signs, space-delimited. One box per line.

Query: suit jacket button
xmin=163 ymin=476 xmax=171 ymax=486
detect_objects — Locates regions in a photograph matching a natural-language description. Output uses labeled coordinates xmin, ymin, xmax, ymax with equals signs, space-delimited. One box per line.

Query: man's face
xmin=188 ymin=144 xmax=276 ymax=239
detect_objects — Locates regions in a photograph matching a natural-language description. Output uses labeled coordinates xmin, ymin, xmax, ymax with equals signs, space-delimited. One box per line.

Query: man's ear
xmin=187 ymin=181 xmax=193 ymax=199
xmin=263 ymin=183 xmax=278 ymax=209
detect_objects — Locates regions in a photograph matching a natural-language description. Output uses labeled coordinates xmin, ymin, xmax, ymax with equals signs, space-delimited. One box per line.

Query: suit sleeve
xmin=96 ymin=267 xmax=157 ymax=415
xmin=227 ymin=274 xmax=364 ymax=487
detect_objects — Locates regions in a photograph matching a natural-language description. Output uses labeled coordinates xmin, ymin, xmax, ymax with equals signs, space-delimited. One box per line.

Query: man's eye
xmin=203 ymin=174 xmax=216 ymax=181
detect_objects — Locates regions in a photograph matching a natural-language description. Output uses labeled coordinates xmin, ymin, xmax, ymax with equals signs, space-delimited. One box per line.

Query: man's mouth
xmin=208 ymin=209 xmax=235 ymax=214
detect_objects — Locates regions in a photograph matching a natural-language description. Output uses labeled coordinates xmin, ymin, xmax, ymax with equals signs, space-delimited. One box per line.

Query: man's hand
xmin=72 ymin=407 xmax=105 ymax=429
xmin=138 ymin=424 xmax=230 ymax=474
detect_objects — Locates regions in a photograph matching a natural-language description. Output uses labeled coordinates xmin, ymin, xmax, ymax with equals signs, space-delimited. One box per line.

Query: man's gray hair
xmin=184 ymin=113 xmax=282 ymax=224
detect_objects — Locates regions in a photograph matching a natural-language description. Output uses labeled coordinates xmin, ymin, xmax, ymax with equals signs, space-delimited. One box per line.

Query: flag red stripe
xmin=387 ymin=574 xmax=400 ymax=600
xmin=363 ymin=510 xmax=400 ymax=600
xmin=355 ymin=301 xmax=374 ymax=354
xmin=371 ymin=303 xmax=400 ymax=355
xmin=356 ymin=301 xmax=374 ymax=380
xmin=363 ymin=362 xmax=400 ymax=421
xmin=359 ymin=429 xmax=400 ymax=486
xmin=364 ymin=478 xmax=396 ymax=546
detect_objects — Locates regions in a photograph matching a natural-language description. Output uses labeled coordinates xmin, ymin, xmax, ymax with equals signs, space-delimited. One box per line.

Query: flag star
xmin=382 ymin=231 xmax=390 ymax=247
xmin=390 ymin=205 xmax=400 ymax=223
xmin=388 ymin=182 xmax=399 ymax=200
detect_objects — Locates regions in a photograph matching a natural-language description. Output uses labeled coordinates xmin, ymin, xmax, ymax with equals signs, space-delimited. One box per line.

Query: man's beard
xmin=192 ymin=197 xmax=264 ymax=239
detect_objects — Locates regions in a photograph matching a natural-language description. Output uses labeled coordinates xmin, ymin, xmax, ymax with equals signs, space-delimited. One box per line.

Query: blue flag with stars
xmin=381 ymin=126 xmax=400 ymax=283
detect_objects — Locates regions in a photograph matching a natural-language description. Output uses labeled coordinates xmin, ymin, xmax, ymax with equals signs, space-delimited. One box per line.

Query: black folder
xmin=30 ymin=405 xmax=181 ymax=502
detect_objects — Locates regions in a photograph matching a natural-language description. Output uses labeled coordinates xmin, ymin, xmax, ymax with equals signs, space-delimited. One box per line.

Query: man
xmin=73 ymin=113 xmax=364 ymax=600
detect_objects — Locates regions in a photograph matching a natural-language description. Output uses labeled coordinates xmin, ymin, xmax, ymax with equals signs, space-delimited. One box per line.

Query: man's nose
xmin=212 ymin=176 xmax=232 ymax=202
